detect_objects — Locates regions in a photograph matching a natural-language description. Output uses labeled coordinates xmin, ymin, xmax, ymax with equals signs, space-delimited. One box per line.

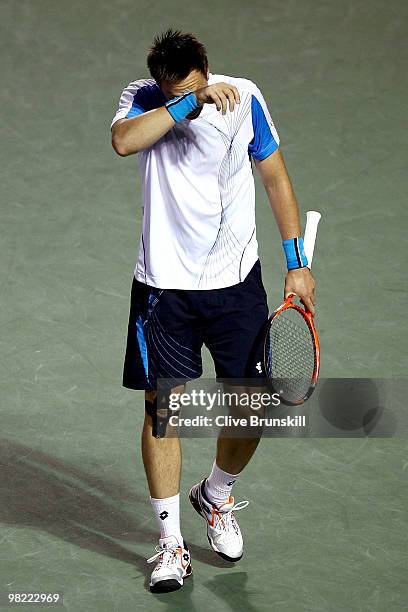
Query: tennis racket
xmin=263 ymin=210 xmax=321 ymax=406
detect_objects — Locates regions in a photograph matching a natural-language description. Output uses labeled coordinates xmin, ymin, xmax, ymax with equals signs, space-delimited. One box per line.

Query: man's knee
xmin=144 ymin=390 xmax=175 ymax=439
xmin=145 ymin=390 xmax=157 ymax=419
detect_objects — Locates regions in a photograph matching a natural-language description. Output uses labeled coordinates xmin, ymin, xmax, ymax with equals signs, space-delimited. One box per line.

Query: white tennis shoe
xmin=189 ymin=479 xmax=249 ymax=562
xmin=147 ymin=535 xmax=192 ymax=593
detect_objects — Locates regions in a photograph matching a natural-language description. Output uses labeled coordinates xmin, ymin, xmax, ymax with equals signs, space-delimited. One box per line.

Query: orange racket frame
xmin=263 ymin=293 xmax=320 ymax=405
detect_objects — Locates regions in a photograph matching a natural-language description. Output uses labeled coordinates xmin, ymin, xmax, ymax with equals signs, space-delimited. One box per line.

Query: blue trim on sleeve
xmin=248 ymin=95 xmax=279 ymax=161
xmin=126 ymin=104 xmax=146 ymax=118
xmin=125 ymin=83 xmax=167 ymax=119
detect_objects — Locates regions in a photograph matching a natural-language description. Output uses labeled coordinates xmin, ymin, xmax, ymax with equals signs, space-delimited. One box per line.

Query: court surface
xmin=1 ymin=0 xmax=407 ymax=610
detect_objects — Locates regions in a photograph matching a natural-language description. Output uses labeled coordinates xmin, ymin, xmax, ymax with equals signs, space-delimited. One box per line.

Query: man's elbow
xmin=111 ymin=133 xmax=130 ymax=157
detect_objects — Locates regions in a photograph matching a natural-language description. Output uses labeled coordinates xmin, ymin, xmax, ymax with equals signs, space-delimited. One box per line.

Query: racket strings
xmin=268 ymin=307 xmax=315 ymax=402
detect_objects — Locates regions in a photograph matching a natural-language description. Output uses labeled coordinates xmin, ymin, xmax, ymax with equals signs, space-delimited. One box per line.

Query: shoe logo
xmin=159 ymin=511 xmax=169 ymax=520
xmin=181 ymin=552 xmax=190 ymax=569
xmin=256 ymin=361 xmax=262 ymax=373
xmin=227 ymin=480 xmax=236 ymax=486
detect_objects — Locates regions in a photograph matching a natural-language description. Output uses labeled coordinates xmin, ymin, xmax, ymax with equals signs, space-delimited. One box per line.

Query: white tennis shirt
xmin=111 ymin=72 xmax=279 ymax=289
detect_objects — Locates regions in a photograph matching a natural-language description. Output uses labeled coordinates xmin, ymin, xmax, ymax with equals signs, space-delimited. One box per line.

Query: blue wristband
xmin=165 ymin=91 xmax=199 ymax=122
xmin=282 ymin=237 xmax=309 ymax=270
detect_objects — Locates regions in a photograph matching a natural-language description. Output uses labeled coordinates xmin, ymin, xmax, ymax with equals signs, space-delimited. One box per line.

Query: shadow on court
xmin=0 ymin=438 xmax=238 ymax=594
xmin=203 ymin=572 xmax=258 ymax=612
xmin=318 ymin=378 xmax=397 ymax=436
xmin=0 ymin=438 xmax=152 ymax=572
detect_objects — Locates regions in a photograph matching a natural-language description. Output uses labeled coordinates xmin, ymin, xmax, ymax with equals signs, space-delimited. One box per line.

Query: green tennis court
xmin=1 ymin=0 xmax=407 ymax=610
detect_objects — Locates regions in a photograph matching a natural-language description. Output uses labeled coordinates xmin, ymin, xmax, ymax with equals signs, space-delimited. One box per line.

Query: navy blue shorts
xmin=122 ymin=260 xmax=269 ymax=390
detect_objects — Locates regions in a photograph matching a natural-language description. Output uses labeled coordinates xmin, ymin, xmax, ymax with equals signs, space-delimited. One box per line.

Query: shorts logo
xmin=159 ymin=511 xmax=169 ymax=520
xmin=256 ymin=361 xmax=263 ymax=373
xmin=227 ymin=480 xmax=236 ymax=486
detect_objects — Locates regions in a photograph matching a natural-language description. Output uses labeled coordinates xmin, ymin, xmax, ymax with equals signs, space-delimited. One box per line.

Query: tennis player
xmin=111 ymin=29 xmax=315 ymax=593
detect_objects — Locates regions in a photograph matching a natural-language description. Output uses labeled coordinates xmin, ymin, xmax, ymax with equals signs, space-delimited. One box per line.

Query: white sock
xmin=150 ymin=493 xmax=183 ymax=545
xmin=204 ymin=461 xmax=240 ymax=508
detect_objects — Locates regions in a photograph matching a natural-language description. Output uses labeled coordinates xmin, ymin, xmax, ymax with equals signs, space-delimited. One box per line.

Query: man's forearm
xmin=111 ymin=107 xmax=175 ymax=156
xmin=264 ymin=176 xmax=302 ymax=240
xmin=255 ymin=150 xmax=302 ymax=240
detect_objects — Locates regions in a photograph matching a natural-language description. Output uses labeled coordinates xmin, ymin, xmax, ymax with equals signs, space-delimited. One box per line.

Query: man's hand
xmin=284 ymin=268 xmax=316 ymax=315
xmin=195 ymin=83 xmax=240 ymax=114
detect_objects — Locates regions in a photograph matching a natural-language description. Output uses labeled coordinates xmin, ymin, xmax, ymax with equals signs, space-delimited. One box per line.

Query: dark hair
xmin=147 ymin=28 xmax=208 ymax=84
